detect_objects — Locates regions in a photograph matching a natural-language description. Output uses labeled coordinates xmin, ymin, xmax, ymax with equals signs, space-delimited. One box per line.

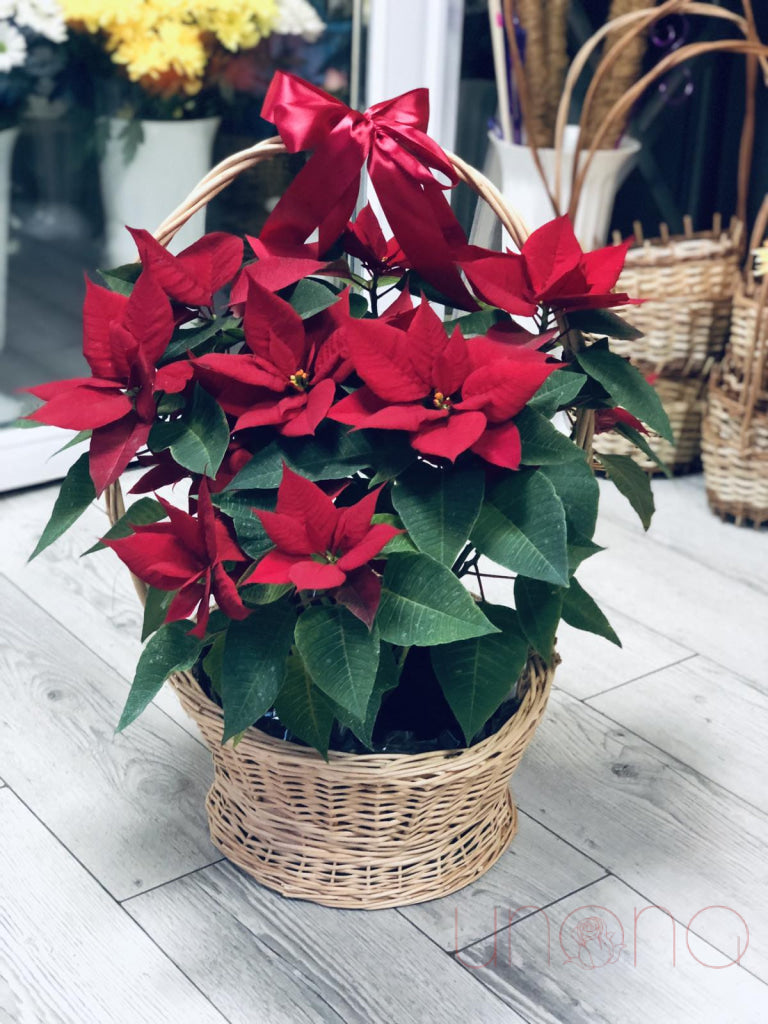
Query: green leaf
xmin=220 ymin=600 xmax=296 ymax=742
xmin=376 ymin=552 xmax=499 ymax=646
xmin=295 ymin=605 xmax=380 ymax=721
xmin=615 ymin=422 xmax=672 ymax=478
xmin=430 ymin=603 xmax=529 ymax=743
xmin=349 ymin=292 xmax=370 ymax=318
xmin=141 ymin=585 xmax=174 ymax=642
xmin=514 ymin=577 xmax=563 ymax=663
xmin=595 ymin=452 xmax=655 ymax=530
xmin=97 ymin=262 xmax=141 ymax=296
xmin=567 ymin=307 xmax=644 ymax=341
xmin=575 ymin=343 xmax=673 ymax=441
xmin=541 ymin=459 xmax=599 ymax=544
xmin=213 ymin=488 xmax=275 ymax=559
xmin=151 ymin=384 xmax=230 ymax=478
xmin=54 ymin=429 xmax=92 ymax=455
xmin=289 ymin=278 xmax=340 ymax=319
xmin=332 ymin=642 xmax=400 ymax=749
xmin=14 ymin=416 xmax=45 ymax=429
xmin=240 ymin=583 xmax=293 ymax=606
xmin=391 ymin=462 xmax=484 ymax=566
xmin=444 ymin=308 xmax=507 ymax=337
xmin=561 ymin=578 xmax=621 ymax=647
xmin=516 ymin=407 xmax=585 ymax=465
xmin=29 ymin=452 xmax=95 ymax=561
xmin=117 ymin=621 xmax=202 ymax=731
xmin=567 ymin=535 xmax=604 ymax=571
xmin=371 ymin=514 xmax=418 ymax=554
xmin=470 ymin=470 xmax=568 ymax=586
xmin=225 ymin=441 xmax=284 ymax=490
xmin=161 ymin=315 xmax=242 ymax=363
xmin=274 ymin=654 xmax=336 ymax=758
xmin=528 ymin=370 xmax=587 ymax=416
xmin=82 ymin=497 xmax=166 ymax=555
xmin=202 ymin=633 xmax=226 ymax=697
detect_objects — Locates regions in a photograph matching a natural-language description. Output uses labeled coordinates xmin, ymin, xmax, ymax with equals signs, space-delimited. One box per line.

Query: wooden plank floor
xmin=0 ymin=473 xmax=766 ymax=1022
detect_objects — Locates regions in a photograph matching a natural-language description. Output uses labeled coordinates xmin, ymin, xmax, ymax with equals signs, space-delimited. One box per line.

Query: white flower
xmin=0 ymin=4 xmax=17 ymax=21
xmin=14 ymin=0 xmax=66 ymax=44
xmin=0 ymin=21 xmax=27 ymax=72
xmin=274 ymin=0 xmax=326 ymax=43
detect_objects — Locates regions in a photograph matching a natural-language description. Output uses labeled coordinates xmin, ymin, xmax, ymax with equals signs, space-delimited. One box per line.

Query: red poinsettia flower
xmin=245 ymin=465 xmax=401 ymax=627
xmin=192 ymin=278 xmax=352 ymax=436
xmin=594 ymin=407 xmax=648 ymax=434
xmin=328 ymin=298 xmax=559 ymax=469
xmin=104 ymin=479 xmax=249 ymax=638
xmin=341 ymin=203 xmax=408 ymax=278
xmin=26 ymin=269 xmax=187 ymax=494
xmin=229 ymin=237 xmax=350 ymax=310
xmin=127 ymin=228 xmax=244 ymax=308
xmin=457 ymin=216 xmax=634 ymax=316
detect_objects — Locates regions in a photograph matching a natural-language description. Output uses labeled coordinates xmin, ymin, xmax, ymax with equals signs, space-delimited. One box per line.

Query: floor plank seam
xmin=515 ymin=807 xmax=608 ymax=874
xmin=120 ymin=858 xmax=227 ymax=904
xmin=581 ymin=701 xmax=768 ymax=824
xmin=450 ymin=873 xmax=612 ymax=956
xmin=576 ymin=652 xmax=699 ymax=701
xmin=600 ymin=871 xmax=768 ymax=989
xmin=118 ymin=908 xmax=234 ymax=1024
xmin=0 ymin=570 xmax=209 ymax=751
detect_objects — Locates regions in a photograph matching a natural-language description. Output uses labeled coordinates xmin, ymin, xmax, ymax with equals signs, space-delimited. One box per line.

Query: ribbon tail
xmin=373 ymin=159 xmax=477 ymax=310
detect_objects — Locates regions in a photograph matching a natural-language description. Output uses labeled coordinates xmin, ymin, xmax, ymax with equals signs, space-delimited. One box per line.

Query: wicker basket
xmin=702 ymin=196 xmax=768 ymax=528
xmin=592 ymin=374 xmax=709 ymax=474
xmin=167 ymin=657 xmax=553 ymax=909
xmin=609 ymin=217 xmax=742 ymax=377
xmin=702 ymin=370 xmax=768 ymax=527
xmin=104 ymin=133 xmax=562 ymax=909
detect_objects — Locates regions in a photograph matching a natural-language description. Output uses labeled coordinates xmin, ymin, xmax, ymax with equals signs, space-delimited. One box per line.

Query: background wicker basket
xmin=702 ymin=198 xmax=768 ymax=528
xmin=104 ymin=136 xmax=562 ymax=909
xmin=610 ymin=217 xmax=742 ymax=377
xmin=592 ymin=374 xmax=710 ymax=473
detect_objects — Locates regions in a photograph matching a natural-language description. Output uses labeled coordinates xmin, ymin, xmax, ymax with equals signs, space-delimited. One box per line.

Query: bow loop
xmin=258 ymin=72 xmax=475 ymax=309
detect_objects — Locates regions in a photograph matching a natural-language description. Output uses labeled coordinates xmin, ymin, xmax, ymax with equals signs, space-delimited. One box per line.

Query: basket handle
xmin=567 ymin=38 xmax=768 ymax=223
xmin=550 ymin=1 xmax=766 ymax=223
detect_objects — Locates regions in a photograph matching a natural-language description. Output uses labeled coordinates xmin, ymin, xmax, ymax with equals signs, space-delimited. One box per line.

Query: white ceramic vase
xmin=100 ymin=116 xmax=220 ymax=268
xmin=0 ymin=125 xmax=19 ymax=351
xmin=488 ymin=126 xmax=641 ymax=250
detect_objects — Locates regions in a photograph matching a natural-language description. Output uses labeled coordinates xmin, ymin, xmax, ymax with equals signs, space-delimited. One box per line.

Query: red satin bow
xmin=257 ymin=72 xmax=475 ymax=308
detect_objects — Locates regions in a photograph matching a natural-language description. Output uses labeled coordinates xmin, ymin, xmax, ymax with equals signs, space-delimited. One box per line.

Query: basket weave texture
xmin=611 ymin=222 xmax=741 ymax=378
xmin=166 ymin=658 xmax=553 ymax=909
xmin=592 ymin=376 xmax=708 ymax=473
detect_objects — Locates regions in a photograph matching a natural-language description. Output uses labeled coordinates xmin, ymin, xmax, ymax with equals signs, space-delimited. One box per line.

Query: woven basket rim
xmin=171 ymin=652 xmax=553 ymax=771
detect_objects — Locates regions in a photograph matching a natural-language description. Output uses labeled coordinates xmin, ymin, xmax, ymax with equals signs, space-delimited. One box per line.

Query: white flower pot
xmin=100 ymin=117 xmax=220 ymax=268
xmin=0 ymin=125 xmax=19 ymax=351
xmin=489 ymin=126 xmax=641 ymax=250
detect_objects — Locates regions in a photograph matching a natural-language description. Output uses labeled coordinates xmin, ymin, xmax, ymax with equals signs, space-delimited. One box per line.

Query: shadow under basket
xmin=702 ymin=369 xmax=768 ymax=528
xmin=592 ymin=376 xmax=708 ymax=474
xmin=168 ymin=656 xmax=554 ymax=910
xmin=610 ymin=217 xmax=741 ymax=377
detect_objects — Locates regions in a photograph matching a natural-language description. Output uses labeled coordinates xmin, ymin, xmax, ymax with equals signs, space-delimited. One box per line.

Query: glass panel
xmin=0 ymin=1 xmax=361 ymax=490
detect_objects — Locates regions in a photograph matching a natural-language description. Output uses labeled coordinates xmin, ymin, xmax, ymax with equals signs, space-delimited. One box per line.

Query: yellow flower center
xmin=289 ymin=369 xmax=310 ymax=391
xmin=432 ymin=390 xmax=452 ymax=410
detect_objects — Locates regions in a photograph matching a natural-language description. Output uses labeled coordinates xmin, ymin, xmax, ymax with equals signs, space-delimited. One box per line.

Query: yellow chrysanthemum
xmin=61 ymin=0 xmax=279 ymax=86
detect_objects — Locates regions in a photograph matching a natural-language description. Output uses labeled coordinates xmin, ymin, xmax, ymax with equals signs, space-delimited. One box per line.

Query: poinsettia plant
xmin=24 ymin=72 xmax=671 ymax=757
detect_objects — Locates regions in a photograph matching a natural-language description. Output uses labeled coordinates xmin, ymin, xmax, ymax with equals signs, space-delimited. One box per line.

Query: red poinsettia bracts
xmin=458 ymin=216 xmax=634 ymax=316
xmin=26 ymin=269 xmax=185 ymax=494
xmin=192 ymin=278 xmax=351 ymax=436
xmin=341 ymin=204 xmax=408 ymax=278
xmin=246 ymin=466 xmax=401 ymax=627
xmin=329 ymin=298 xmax=559 ymax=469
xmin=104 ymin=479 xmax=249 ymax=638
xmin=594 ymin=407 xmax=648 ymax=434
xmin=127 ymin=228 xmax=244 ymax=308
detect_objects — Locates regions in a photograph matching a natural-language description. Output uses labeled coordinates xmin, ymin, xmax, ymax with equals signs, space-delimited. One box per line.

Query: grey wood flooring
xmin=0 ymin=473 xmax=766 ymax=1022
